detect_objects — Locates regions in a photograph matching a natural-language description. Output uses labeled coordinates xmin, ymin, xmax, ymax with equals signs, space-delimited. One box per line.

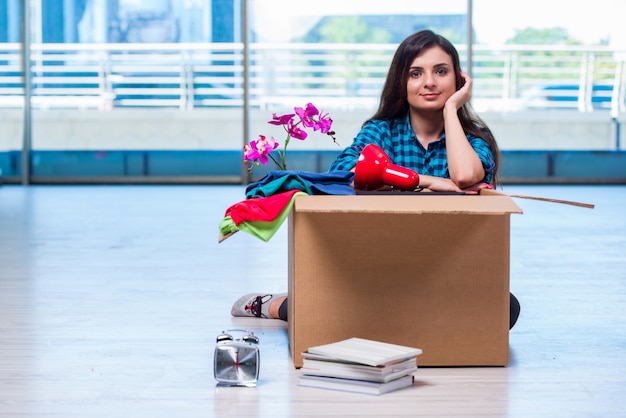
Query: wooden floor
xmin=0 ymin=184 xmax=624 ymax=417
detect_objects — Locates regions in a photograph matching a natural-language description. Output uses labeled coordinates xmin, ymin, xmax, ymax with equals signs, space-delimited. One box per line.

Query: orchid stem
xmin=268 ymin=153 xmax=285 ymax=171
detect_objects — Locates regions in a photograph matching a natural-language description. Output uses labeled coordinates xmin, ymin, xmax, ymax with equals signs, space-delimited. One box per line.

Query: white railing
xmin=1 ymin=42 xmax=625 ymax=113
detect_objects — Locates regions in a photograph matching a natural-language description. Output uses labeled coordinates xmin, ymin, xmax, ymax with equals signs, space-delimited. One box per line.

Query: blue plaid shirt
xmin=329 ymin=114 xmax=495 ymax=183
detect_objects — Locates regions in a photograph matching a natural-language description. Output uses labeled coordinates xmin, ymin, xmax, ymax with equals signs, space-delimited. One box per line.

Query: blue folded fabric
xmin=245 ymin=170 xmax=355 ymax=199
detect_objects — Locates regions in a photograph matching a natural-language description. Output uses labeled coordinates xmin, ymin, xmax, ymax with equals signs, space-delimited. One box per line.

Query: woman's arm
xmin=420 ymin=174 xmax=493 ymax=193
xmin=419 ymin=174 xmax=460 ymax=192
xmin=443 ymin=73 xmax=486 ymax=189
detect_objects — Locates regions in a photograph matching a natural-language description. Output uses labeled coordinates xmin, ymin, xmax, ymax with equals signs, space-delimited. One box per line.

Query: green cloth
xmin=218 ymin=216 xmax=239 ymax=240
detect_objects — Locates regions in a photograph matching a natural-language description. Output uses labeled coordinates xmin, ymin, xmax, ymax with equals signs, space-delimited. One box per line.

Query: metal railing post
xmin=21 ymin=0 xmax=32 ymax=185
xmin=241 ymin=0 xmax=250 ymax=185
xmin=466 ymin=0 xmax=473 ymax=78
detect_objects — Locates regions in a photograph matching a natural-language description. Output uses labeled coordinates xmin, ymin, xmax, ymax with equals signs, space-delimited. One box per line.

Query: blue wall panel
xmin=554 ymin=151 xmax=626 ymax=180
xmin=146 ymin=151 xmax=241 ymax=176
xmin=500 ymin=151 xmax=550 ymax=178
xmin=1 ymin=150 xmax=624 ymax=184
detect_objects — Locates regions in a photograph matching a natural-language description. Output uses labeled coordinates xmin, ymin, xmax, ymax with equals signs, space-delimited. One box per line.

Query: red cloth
xmin=225 ymin=189 xmax=303 ymax=226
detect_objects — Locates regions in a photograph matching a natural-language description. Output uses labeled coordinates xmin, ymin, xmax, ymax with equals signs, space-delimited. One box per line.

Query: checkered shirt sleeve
xmin=328 ymin=115 xmax=495 ymax=184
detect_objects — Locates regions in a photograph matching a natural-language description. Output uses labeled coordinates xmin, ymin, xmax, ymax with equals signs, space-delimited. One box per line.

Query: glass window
xmin=472 ymin=0 xmax=624 ymax=152
xmin=26 ymin=0 xmax=245 ymax=182
xmin=0 ymin=0 xmax=23 ymax=182
xmin=3 ymin=0 xmax=622 ymax=183
xmin=246 ymin=0 xmax=469 ymax=176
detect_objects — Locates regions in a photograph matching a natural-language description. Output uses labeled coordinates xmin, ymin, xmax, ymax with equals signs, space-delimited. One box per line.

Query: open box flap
xmin=479 ymin=189 xmax=595 ymax=209
xmin=294 ymin=194 xmax=523 ymax=215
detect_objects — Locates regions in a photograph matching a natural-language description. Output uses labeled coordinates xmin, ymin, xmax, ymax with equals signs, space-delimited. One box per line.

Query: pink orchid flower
xmin=313 ymin=110 xmax=333 ymax=133
xmin=243 ymin=102 xmax=336 ymax=173
xmin=268 ymin=113 xmax=295 ymax=126
xmin=244 ymin=135 xmax=278 ymax=165
xmin=294 ymin=103 xmax=319 ymax=128
xmin=287 ymin=121 xmax=308 ymax=140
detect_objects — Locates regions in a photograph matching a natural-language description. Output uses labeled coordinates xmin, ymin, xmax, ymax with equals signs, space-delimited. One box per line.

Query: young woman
xmin=232 ymin=29 xmax=520 ymax=329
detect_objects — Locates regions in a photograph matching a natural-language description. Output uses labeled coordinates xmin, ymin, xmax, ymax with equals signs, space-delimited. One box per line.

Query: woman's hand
xmin=422 ymin=176 xmax=462 ymax=192
xmin=421 ymin=175 xmax=493 ymax=194
xmin=461 ymin=182 xmax=494 ymax=194
xmin=445 ymin=71 xmax=472 ymax=111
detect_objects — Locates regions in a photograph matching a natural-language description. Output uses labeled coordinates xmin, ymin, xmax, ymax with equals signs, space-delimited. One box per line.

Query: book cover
xmin=298 ymin=374 xmax=415 ymax=396
xmin=305 ymin=337 xmax=423 ymax=367
xmin=301 ymin=351 xmax=415 ymax=368
xmin=300 ymin=357 xmax=418 ymax=383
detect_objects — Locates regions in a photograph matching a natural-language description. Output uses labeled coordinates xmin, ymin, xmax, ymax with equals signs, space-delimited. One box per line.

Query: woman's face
xmin=405 ymin=45 xmax=457 ymax=112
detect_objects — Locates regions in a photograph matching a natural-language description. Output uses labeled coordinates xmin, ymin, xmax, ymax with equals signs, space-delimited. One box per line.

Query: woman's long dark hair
xmin=368 ymin=29 xmax=500 ymax=186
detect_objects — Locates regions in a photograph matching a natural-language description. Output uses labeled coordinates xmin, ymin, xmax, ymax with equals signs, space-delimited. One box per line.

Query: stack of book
xmin=298 ymin=337 xmax=422 ymax=395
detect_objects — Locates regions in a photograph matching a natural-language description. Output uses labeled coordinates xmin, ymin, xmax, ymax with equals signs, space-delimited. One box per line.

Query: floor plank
xmin=0 ymin=184 xmax=624 ymax=417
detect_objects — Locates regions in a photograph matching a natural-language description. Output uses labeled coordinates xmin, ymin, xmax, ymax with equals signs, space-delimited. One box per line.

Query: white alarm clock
xmin=213 ymin=329 xmax=260 ymax=386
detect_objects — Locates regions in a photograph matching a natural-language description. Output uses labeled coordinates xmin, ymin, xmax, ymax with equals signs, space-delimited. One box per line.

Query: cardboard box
xmin=288 ymin=194 xmax=523 ymax=368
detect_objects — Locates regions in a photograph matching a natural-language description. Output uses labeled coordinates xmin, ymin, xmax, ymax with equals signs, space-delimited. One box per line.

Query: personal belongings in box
xmin=218 ymin=170 xmax=355 ymax=242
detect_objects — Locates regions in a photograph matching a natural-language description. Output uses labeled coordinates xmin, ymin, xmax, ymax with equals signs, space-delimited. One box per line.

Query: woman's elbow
xmin=450 ymin=170 xmax=485 ymax=189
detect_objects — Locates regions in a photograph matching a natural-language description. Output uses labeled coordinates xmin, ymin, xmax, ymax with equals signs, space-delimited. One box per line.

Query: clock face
xmin=214 ymin=343 xmax=259 ymax=385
